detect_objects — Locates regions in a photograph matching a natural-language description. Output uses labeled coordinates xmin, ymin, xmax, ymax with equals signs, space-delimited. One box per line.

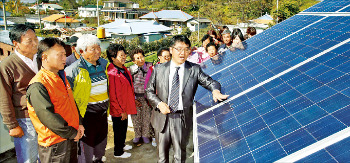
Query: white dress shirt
xmin=167 ymin=61 xmax=185 ymax=111
xmin=15 ymin=50 xmax=39 ymax=73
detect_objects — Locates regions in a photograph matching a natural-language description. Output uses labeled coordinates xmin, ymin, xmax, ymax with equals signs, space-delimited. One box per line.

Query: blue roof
xmin=140 ymin=10 xmax=193 ymax=21
xmin=0 ymin=30 xmax=13 ymax=45
xmin=0 ymin=29 xmax=43 ymax=45
xmin=0 ymin=18 xmax=15 ymax=26
xmin=256 ymin=13 xmax=274 ymax=20
xmin=101 ymin=19 xmax=172 ymax=35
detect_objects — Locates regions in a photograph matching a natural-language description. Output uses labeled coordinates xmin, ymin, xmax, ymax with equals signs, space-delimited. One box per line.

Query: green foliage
xmin=124 ymin=51 xmax=158 ymax=67
xmin=271 ymin=0 xmax=319 ymax=22
xmin=180 ymin=27 xmax=192 ymax=38
xmin=133 ymin=0 xmax=318 ymax=25
xmin=112 ymin=36 xmax=172 ymax=55
xmin=59 ymin=0 xmax=78 ymax=10
xmin=82 ymin=16 xmax=109 ymax=27
xmin=0 ymin=0 xmax=31 ymax=17
xmin=111 ymin=36 xmax=172 ymax=67
xmin=189 ymin=27 xmax=211 ymax=47
xmin=35 ymin=29 xmax=60 ymax=37
xmin=273 ymin=0 xmax=300 ymax=21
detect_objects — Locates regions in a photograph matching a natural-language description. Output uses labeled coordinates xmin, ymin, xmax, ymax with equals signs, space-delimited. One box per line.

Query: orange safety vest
xmin=27 ymin=68 xmax=79 ymax=147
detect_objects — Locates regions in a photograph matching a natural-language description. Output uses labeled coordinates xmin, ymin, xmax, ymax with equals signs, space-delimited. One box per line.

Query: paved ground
xmin=1 ymin=122 xmax=195 ymax=163
xmin=105 ymin=121 xmax=195 ymax=162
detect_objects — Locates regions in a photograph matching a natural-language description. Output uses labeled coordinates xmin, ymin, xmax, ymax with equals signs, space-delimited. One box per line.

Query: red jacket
xmin=107 ymin=64 xmax=137 ymax=117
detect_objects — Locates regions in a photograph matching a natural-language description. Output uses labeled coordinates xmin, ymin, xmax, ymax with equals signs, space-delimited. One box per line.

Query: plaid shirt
xmin=130 ymin=62 xmax=152 ymax=94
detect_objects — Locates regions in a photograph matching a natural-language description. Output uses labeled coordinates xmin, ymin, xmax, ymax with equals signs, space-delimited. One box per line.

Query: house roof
xmin=0 ymin=30 xmax=44 ymax=46
xmin=0 ymin=18 xmax=15 ymax=27
xmin=30 ymin=3 xmax=63 ymax=10
xmin=256 ymin=13 xmax=274 ymax=20
xmin=42 ymin=14 xmax=79 ymax=23
xmin=101 ymin=7 xmax=149 ymax=12
xmin=0 ymin=30 xmax=13 ymax=45
xmin=5 ymin=17 xmax=26 ymax=24
xmin=189 ymin=18 xmax=211 ymax=23
xmin=46 ymin=4 xmax=63 ymax=9
xmin=55 ymin=18 xmax=80 ymax=23
xmin=104 ymin=0 xmax=134 ymax=3
xmin=253 ymin=13 xmax=274 ymax=24
xmin=140 ymin=10 xmax=193 ymax=22
xmin=83 ymin=5 xmax=103 ymax=9
xmin=101 ymin=19 xmax=171 ymax=35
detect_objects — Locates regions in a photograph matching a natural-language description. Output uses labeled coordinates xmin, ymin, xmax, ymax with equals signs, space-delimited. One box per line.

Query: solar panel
xmin=302 ymin=0 xmax=350 ymax=12
xmin=193 ymin=1 xmax=350 ymax=162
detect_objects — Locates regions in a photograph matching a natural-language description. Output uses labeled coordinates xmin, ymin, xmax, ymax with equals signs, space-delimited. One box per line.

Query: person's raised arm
xmin=197 ymin=66 xmax=229 ymax=102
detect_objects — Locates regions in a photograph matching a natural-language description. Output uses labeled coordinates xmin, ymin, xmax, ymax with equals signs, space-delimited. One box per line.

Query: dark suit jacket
xmin=145 ymin=61 xmax=221 ymax=133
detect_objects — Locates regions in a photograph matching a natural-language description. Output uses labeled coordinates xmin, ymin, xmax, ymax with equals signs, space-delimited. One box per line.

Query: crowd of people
xmin=0 ymin=23 xmax=257 ymax=163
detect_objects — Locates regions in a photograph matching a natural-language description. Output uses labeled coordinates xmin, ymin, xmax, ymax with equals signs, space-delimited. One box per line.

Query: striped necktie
xmin=169 ymin=67 xmax=180 ymax=113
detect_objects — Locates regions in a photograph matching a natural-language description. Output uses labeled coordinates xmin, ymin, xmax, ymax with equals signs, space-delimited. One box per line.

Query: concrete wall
xmin=0 ymin=42 xmax=13 ymax=61
xmin=111 ymin=34 xmax=138 ymax=40
xmin=141 ymin=34 xmax=162 ymax=43
xmin=44 ymin=22 xmax=85 ymax=29
xmin=0 ymin=114 xmax=15 ymax=154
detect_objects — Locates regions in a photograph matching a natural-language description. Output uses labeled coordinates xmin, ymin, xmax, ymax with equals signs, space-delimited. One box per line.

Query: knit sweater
xmin=0 ymin=53 xmax=37 ymax=130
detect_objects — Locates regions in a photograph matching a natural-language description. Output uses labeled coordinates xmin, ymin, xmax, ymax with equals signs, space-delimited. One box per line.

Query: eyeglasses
xmin=173 ymin=47 xmax=191 ymax=53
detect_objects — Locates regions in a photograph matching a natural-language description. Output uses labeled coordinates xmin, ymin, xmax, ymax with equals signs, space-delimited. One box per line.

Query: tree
xmin=181 ymin=27 xmax=192 ymax=38
xmin=273 ymin=0 xmax=300 ymax=21
xmin=0 ymin=0 xmax=30 ymax=17
xmin=59 ymin=0 xmax=78 ymax=10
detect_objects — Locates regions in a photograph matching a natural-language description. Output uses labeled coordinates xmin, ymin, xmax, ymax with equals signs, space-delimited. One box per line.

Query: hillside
xmin=134 ymin=0 xmax=319 ymax=25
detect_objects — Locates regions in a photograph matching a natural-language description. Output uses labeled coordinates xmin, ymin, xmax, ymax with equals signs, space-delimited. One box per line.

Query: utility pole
xmin=197 ymin=9 xmax=199 ymax=42
xmin=37 ymin=0 xmax=41 ymax=30
xmin=97 ymin=0 xmax=99 ymax=27
xmin=2 ymin=0 xmax=7 ymax=30
xmin=276 ymin=0 xmax=279 ymax=23
xmin=197 ymin=0 xmax=199 ymax=42
xmin=64 ymin=10 xmax=66 ymax=28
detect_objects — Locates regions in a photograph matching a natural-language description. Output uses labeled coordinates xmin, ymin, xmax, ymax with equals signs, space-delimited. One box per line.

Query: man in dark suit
xmin=146 ymin=35 xmax=229 ymax=163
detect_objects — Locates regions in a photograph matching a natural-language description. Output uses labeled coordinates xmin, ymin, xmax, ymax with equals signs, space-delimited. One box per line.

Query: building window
xmin=0 ymin=48 xmax=3 ymax=56
xmin=8 ymin=51 xmax=11 ymax=56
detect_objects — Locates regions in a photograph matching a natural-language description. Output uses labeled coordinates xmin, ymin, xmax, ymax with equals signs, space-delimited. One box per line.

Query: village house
xmin=42 ymin=14 xmax=85 ymax=29
xmin=101 ymin=0 xmax=149 ymax=20
xmin=101 ymin=19 xmax=171 ymax=43
xmin=78 ymin=5 xmax=103 ymax=18
xmin=140 ymin=10 xmax=212 ymax=31
xmin=29 ymin=3 xmax=64 ymax=13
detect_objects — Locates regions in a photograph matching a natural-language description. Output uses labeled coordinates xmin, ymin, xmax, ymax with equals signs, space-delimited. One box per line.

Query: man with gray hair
xmin=218 ymin=29 xmax=232 ymax=54
xmin=65 ymin=34 xmax=109 ymax=163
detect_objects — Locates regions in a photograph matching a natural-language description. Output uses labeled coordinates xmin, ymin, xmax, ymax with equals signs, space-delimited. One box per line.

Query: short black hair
xmin=157 ymin=47 xmax=170 ymax=57
xmin=232 ymin=28 xmax=245 ymax=41
xmin=9 ymin=24 xmax=35 ymax=43
xmin=37 ymin=37 xmax=66 ymax=64
xmin=205 ymin=42 xmax=217 ymax=52
xmin=130 ymin=48 xmax=144 ymax=61
xmin=106 ymin=44 xmax=126 ymax=63
xmin=201 ymin=34 xmax=214 ymax=44
xmin=170 ymin=35 xmax=191 ymax=48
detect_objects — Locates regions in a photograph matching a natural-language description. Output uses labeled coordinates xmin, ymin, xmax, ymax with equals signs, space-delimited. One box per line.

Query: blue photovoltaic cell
xmin=339 ymin=6 xmax=350 ymax=12
xmin=303 ymin=0 xmax=350 ymax=12
xmin=296 ymin=137 xmax=350 ymax=162
xmin=195 ymin=1 xmax=350 ymax=162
